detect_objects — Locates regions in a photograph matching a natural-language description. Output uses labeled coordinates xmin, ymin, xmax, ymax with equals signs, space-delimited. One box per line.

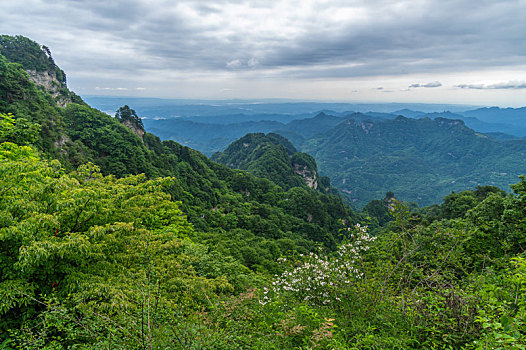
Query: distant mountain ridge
xmin=130 ymin=105 xmax=526 ymax=206
xmin=302 ymin=115 xmax=526 ymax=206
xmin=144 ymin=112 xmax=350 ymax=155
xmin=137 ymin=106 xmax=525 ymax=157
xmin=395 ymin=109 xmax=526 ymax=138
xmin=462 ymin=106 xmax=526 ymax=124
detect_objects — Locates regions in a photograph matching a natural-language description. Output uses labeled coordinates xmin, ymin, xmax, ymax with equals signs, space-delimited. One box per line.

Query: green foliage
xmin=0 ymin=35 xmax=65 ymax=81
xmin=363 ymin=192 xmax=395 ymax=227
xmin=302 ymin=116 xmax=525 ymax=207
xmin=62 ymin=103 xmax=154 ymax=176
xmin=212 ymin=132 xmax=313 ymax=190
xmin=0 ymin=113 xmax=39 ymax=145
xmin=0 ymin=143 xmax=257 ymax=346
xmin=470 ymin=257 xmax=526 ymax=349
xmin=439 ymin=185 xmax=506 ymax=220
xmin=115 ymin=104 xmax=144 ymax=130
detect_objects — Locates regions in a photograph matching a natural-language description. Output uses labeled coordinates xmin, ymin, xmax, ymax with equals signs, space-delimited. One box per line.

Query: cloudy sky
xmin=1 ymin=0 xmax=525 ymax=106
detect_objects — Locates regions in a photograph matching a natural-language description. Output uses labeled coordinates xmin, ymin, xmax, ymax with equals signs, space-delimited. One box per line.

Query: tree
xmin=115 ymin=105 xmax=144 ymax=130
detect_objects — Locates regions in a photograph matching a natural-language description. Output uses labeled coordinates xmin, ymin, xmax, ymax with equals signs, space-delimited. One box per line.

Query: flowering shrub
xmin=262 ymin=224 xmax=375 ymax=306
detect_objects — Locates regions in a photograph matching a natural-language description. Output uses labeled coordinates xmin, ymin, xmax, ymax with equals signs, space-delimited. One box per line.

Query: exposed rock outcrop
xmin=26 ymin=69 xmax=71 ymax=107
xmin=122 ymin=119 xmax=145 ymax=139
xmin=116 ymin=105 xmax=146 ymax=140
xmin=293 ymin=163 xmax=318 ymax=189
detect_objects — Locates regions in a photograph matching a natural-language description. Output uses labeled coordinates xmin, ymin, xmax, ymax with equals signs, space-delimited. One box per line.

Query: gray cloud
xmin=0 ymin=0 xmax=524 ymax=103
xmin=2 ymin=1 xmax=524 ymax=75
xmin=374 ymin=87 xmax=394 ymax=93
xmin=456 ymin=81 xmax=526 ymax=90
xmin=226 ymin=58 xmax=259 ymax=70
xmin=409 ymin=82 xmax=442 ymax=88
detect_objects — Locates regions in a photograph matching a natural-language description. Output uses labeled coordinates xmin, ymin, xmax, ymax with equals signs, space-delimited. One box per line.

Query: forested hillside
xmin=212 ymin=132 xmax=333 ymax=193
xmin=302 ymin=116 xmax=526 ymax=206
xmin=1 ymin=33 xmax=362 ymax=262
xmin=1 ymin=35 xmax=525 ymax=349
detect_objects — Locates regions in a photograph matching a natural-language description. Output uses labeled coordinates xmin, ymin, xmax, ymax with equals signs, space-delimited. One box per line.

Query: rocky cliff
xmin=26 ymin=69 xmax=71 ymax=107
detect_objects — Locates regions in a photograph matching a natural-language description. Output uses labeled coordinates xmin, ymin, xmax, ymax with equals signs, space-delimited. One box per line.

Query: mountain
xmin=458 ymin=107 xmax=526 ymax=137
xmin=484 ymin=132 xmax=525 ymax=141
xmin=461 ymin=106 xmax=526 ymax=125
xmin=0 ymin=35 xmax=359 ymax=264
xmin=212 ymin=132 xmax=333 ymax=192
xmin=419 ymin=111 xmax=465 ymax=120
xmin=142 ymin=112 xmax=347 ymax=156
xmin=280 ymin=112 xmax=345 ymax=138
xmin=142 ymin=111 xmax=393 ymax=156
xmin=392 ymin=108 xmax=425 ymax=118
xmin=417 ymin=111 xmax=526 ymax=137
xmin=140 ymin=106 xmax=526 ymax=207
xmin=377 ymin=108 xmax=526 ymax=137
xmin=363 ymin=111 xmax=398 ymax=119
xmin=302 ymin=116 xmax=526 ymax=207
xmin=0 ymin=35 xmax=82 ymax=107
xmin=144 ymin=118 xmax=285 ymax=154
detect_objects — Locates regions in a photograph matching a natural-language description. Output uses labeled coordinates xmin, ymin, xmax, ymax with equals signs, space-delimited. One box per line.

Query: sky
xmin=1 ymin=0 xmax=525 ymax=106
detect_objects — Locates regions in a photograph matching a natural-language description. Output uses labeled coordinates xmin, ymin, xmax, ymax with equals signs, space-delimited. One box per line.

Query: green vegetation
xmin=0 ymin=35 xmax=65 ymax=82
xmin=2 ymin=128 xmax=525 ymax=347
xmin=0 ymin=136 xmax=256 ymax=347
xmin=1 ymin=35 xmax=525 ymax=349
xmin=142 ymin=107 xmax=526 ymax=207
xmin=115 ymin=105 xmax=144 ymax=131
xmin=302 ymin=116 xmax=526 ymax=207
xmin=212 ymin=132 xmax=332 ymax=193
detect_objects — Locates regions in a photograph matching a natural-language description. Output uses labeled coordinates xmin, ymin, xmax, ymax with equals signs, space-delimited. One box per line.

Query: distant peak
xmin=434 ymin=117 xmax=466 ymax=128
xmin=394 ymin=115 xmax=410 ymax=121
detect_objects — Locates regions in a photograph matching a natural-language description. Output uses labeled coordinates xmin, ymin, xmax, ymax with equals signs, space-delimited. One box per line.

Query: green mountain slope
xmin=302 ymin=116 xmax=526 ymax=207
xmin=212 ymin=132 xmax=332 ymax=192
xmin=0 ymin=35 xmax=359 ymax=270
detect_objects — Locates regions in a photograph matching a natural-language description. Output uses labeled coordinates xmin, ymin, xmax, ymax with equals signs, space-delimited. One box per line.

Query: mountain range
xmin=112 ymin=105 xmax=525 ymax=157
xmin=302 ymin=116 xmax=526 ymax=206
xmin=106 ymin=105 xmax=525 ymax=206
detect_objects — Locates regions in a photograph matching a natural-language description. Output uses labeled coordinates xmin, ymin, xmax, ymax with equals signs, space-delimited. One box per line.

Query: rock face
xmin=122 ymin=119 xmax=145 ymax=139
xmin=293 ymin=163 xmax=318 ymax=189
xmin=115 ymin=106 xmax=146 ymax=140
xmin=26 ymin=69 xmax=71 ymax=107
